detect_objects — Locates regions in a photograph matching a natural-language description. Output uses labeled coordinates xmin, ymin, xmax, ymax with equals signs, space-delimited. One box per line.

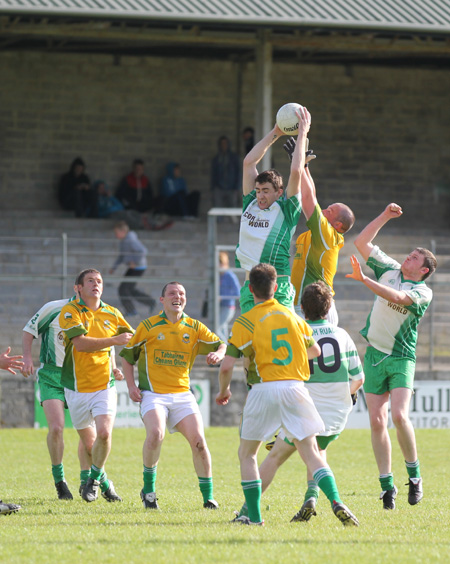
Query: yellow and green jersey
xmin=59 ymin=298 xmax=133 ymax=393
xmin=119 ymin=312 xmax=223 ymax=394
xmin=226 ymin=298 xmax=315 ymax=384
xmin=291 ymin=204 xmax=344 ymax=306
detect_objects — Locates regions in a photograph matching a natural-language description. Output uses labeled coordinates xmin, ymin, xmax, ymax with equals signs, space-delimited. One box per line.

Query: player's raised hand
xmin=296 ymin=106 xmax=311 ymax=133
xmin=345 ymin=255 xmax=366 ymax=282
xmin=384 ymin=203 xmax=403 ymax=219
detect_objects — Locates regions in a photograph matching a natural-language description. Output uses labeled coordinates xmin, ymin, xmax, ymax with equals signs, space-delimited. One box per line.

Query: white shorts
xmin=64 ymin=387 xmax=117 ymax=430
xmin=240 ymin=380 xmax=325 ymax=442
xmin=140 ymin=391 xmax=200 ymax=434
xmin=295 ymin=299 xmax=339 ymax=326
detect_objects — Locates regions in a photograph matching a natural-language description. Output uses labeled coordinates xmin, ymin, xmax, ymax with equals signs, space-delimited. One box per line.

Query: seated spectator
xmin=58 ymin=157 xmax=98 ymax=218
xmin=94 ymin=180 xmax=124 ymax=218
xmin=160 ymin=162 xmax=200 ymax=219
xmin=116 ymin=158 xmax=153 ymax=213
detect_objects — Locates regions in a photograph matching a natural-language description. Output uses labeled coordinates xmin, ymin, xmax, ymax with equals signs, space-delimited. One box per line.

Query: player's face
xmin=77 ymin=273 xmax=103 ymax=301
xmin=322 ymin=203 xmax=341 ymax=225
xmin=401 ymin=251 xmax=427 ymax=280
xmin=161 ymin=284 xmax=186 ymax=315
xmin=255 ymin=182 xmax=283 ymax=209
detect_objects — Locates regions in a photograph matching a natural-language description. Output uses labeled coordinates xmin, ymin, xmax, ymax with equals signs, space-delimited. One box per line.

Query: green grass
xmin=1 ymin=427 xmax=450 ymax=563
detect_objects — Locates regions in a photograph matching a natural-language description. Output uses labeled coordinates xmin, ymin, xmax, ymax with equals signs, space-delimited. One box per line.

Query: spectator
xmin=109 ymin=220 xmax=156 ymax=317
xmin=58 ymin=157 xmax=98 ymax=218
xmin=160 ymin=162 xmax=200 ymax=219
xmin=218 ymin=251 xmax=240 ymax=341
xmin=95 ymin=180 xmax=125 ymax=219
xmin=211 ymin=136 xmax=240 ymax=209
xmin=242 ymin=126 xmax=255 ymax=155
xmin=116 ymin=159 xmax=153 ymax=213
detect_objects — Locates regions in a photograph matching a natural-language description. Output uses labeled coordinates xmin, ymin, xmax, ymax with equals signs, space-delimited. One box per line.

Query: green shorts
xmin=283 ymin=434 xmax=339 ymax=450
xmin=36 ymin=364 xmax=67 ymax=405
xmin=239 ymin=278 xmax=295 ymax=314
xmin=363 ymin=346 xmax=416 ymax=395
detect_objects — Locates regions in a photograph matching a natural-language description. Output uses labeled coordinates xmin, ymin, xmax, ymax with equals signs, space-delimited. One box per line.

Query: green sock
xmin=238 ymin=501 xmax=249 ymax=518
xmin=80 ymin=470 xmax=90 ymax=488
xmin=52 ymin=464 xmax=64 ymax=484
xmin=304 ymin=480 xmax=320 ymax=503
xmin=198 ymin=477 xmax=214 ymax=503
xmin=242 ymin=479 xmax=262 ymax=523
xmin=313 ymin=467 xmax=341 ymax=507
xmin=379 ymin=473 xmax=395 ymax=491
xmin=405 ymin=460 xmax=421 ymax=479
xmin=90 ymin=464 xmax=103 ymax=481
xmin=99 ymin=471 xmax=110 ymax=492
xmin=143 ymin=465 xmax=157 ymax=494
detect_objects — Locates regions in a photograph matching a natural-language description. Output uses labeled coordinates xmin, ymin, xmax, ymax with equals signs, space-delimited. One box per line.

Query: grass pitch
xmin=1 ymin=427 xmax=450 ymax=563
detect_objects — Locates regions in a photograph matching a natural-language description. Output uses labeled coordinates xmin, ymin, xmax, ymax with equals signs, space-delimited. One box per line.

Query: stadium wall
xmin=1 ymin=51 xmax=450 ymax=225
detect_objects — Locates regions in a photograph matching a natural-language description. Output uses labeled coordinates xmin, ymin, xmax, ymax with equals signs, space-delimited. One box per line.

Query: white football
xmin=276 ymin=103 xmax=303 ymax=135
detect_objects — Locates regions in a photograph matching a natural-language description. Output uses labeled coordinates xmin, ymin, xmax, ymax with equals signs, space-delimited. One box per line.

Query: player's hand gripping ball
xmin=276 ymin=103 xmax=303 ymax=135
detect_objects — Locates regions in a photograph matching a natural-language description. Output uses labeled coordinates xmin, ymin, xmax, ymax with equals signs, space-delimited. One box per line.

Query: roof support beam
xmin=255 ymin=30 xmax=273 ymax=172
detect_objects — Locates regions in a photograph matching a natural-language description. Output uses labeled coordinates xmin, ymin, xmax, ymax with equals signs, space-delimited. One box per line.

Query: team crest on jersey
xmin=58 ymin=331 xmax=64 ymax=344
xmin=388 ymin=278 xmax=396 ymax=285
xmin=157 ymin=333 xmax=165 ymax=341
xmin=182 ymin=333 xmax=190 ymax=343
xmin=104 ymin=320 xmax=111 ymax=328
xmin=64 ymin=312 xmax=72 ymax=319
xmin=84 ymin=321 xmax=89 ymax=329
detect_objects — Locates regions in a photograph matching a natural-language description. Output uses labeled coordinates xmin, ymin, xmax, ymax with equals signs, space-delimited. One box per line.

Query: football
xmin=276 ymin=102 xmax=303 ymax=135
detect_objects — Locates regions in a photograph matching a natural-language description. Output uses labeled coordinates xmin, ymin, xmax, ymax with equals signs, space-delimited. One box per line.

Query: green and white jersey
xmin=23 ymin=298 xmax=70 ymax=367
xmin=360 ymin=246 xmax=432 ymax=359
xmin=307 ymin=319 xmax=364 ymax=436
xmin=235 ymin=191 xmax=302 ymax=275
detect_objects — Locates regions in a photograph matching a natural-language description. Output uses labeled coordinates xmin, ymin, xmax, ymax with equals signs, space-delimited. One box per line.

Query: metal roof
xmin=1 ymin=0 xmax=450 ymax=34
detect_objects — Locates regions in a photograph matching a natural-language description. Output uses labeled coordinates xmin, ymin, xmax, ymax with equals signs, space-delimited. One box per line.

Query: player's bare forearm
xmin=122 ymin=360 xmax=142 ymax=401
xmin=242 ymin=125 xmax=284 ymax=195
xmin=354 ymin=203 xmax=403 ymax=261
xmin=216 ymin=356 xmax=235 ymax=404
xmin=300 ymin=168 xmax=317 ymax=219
xmin=72 ymin=332 xmax=132 ymax=352
xmin=21 ymin=332 xmax=35 ymax=377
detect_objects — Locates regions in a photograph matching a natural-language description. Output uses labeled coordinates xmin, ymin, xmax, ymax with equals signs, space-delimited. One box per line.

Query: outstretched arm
xmin=242 ymin=124 xmax=285 ymax=197
xmin=285 ymin=106 xmax=311 ymax=199
xmin=354 ymin=203 xmax=403 ymax=262
xmin=346 ymin=254 xmax=413 ymax=305
xmin=300 ymin=166 xmax=317 ymax=220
